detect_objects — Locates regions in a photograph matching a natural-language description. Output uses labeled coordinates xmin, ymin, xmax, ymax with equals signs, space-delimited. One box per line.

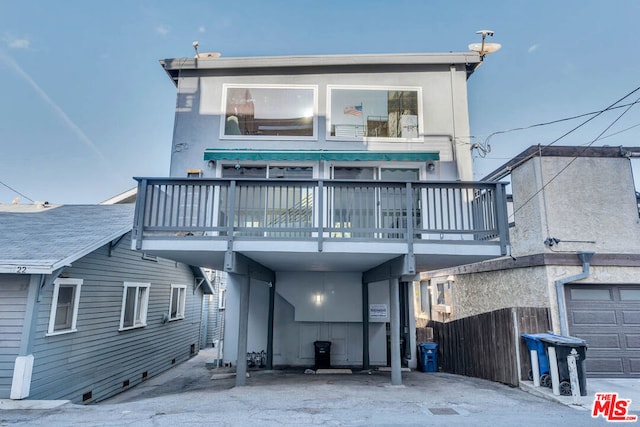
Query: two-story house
xmin=131 ymin=51 xmax=510 ymax=385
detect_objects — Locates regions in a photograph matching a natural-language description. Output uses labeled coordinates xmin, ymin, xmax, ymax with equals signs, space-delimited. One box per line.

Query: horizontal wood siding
xmin=0 ymin=275 xmax=30 ymax=398
xmin=29 ymin=232 xmax=204 ymax=403
xmin=428 ymin=307 xmax=550 ymax=386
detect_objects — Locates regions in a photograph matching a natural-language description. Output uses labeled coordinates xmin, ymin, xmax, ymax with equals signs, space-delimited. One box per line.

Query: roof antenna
xmin=468 ymin=30 xmax=501 ymax=60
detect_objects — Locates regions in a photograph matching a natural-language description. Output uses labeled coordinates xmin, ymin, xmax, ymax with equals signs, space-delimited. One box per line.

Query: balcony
xmin=132 ymin=178 xmax=510 ymax=274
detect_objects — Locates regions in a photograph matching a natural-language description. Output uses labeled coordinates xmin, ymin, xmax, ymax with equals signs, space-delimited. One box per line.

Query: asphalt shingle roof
xmin=0 ymin=204 xmax=134 ymax=272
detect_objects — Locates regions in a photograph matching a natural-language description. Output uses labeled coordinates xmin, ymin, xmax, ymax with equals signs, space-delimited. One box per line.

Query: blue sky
xmin=1 ymin=0 xmax=640 ymax=204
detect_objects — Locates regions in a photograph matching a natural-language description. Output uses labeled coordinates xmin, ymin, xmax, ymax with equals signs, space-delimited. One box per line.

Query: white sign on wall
xmin=369 ymin=304 xmax=388 ymax=319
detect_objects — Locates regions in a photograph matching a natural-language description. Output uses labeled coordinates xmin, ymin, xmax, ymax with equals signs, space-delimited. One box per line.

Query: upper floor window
xmin=221 ymin=85 xmax=317 ymax=140
xmin=47 ymin=278 xmax=82 ymax=335
xmin=119 ymin=282 xmax=150 ymax=331
xmin=328 ymin=86 xmax=422 ymax=141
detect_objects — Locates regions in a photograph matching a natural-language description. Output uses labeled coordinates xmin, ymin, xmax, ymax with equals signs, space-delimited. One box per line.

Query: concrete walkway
xmin=521 ymin=377 xmax=640 ymax=413
xmin=0 ymin=349 xmax=632 ymax=426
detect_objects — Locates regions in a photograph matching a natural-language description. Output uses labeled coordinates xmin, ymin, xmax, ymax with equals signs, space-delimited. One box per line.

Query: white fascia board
xmin=0 ymin=226 xmax=132 ymax=275
xmin=161 ymin=52 xmax=482 ymax=72
xmin=51 ymin=225 xmax=132 ymax=271
xmin=0 ymin=264 xmax=55 ymax=274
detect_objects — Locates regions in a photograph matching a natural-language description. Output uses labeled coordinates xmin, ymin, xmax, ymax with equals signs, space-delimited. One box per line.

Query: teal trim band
xmin=203 ymin=150 xmax=439 ymax=162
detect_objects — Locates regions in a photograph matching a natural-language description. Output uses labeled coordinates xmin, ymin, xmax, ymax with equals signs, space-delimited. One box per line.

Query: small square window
xmin=169 ymin=285 xmax=187 ymax=320
xmin=120 ymin=282 xmax=150 ymax=330
xmin=47 ymin=279 xmax=82 ymax=335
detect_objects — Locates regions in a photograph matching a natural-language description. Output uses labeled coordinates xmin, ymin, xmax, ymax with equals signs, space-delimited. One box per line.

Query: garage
xmin=565 ymin=284 xmax=640 ymax=378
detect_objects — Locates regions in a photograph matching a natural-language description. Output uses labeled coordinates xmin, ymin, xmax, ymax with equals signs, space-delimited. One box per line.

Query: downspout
xmin=555 ymin=252 xmax=594 ymax=335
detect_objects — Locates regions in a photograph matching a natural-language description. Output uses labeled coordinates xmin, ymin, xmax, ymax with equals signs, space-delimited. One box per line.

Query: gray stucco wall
xmin=0 ymin=275 xmax=30 ymax=398
xmin=27 ymin=233 xmax=205 ymax=403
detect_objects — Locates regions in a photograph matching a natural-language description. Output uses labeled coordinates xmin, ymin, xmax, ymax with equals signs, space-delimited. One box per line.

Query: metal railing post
xmin=227 ymin=180 xmax=236 ymax=252
xmin=317 ymin=180 xmax=324 ymax=252
xmin=133 ymin=179 xmax=147 ymax=250
xmin=494 ymin=183 xmax=510 ymax=255
xmin=405 ymin=182 xmax=414 ymax=271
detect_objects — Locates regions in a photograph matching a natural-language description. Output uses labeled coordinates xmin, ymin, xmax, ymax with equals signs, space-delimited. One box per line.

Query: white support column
xmin=389 ymin=277 xmax=402 ymax=386
xmin=530 ymin=350 xmax=540 ymax=387
xmin=548 ymin=346 xmax=560 ymax=396
xmin=234 ymin=274 xmax=250 ymax=387
xmin=567 ymin=349 xmax=581 ymax=403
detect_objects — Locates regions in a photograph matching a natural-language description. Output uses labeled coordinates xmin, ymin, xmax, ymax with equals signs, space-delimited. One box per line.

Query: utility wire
xmin=510 ymin=92 xmax=640 ymax=221
xmin=0 ymin=179 xmax=35 ymax=203
xmin=475 ymin=96 xmax=640 ymax=157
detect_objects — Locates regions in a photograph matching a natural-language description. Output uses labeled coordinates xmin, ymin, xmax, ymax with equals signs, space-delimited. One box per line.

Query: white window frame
xmin=220 ymin=84 xmax=318 ymax=141
xmin=169 ymin=284 xmax=187 ymax=321
xmin=47 ymin=278 xmax=83 ymax=336
xmin=326 ymin=85 xmax=424 ymax=143
xmin=119 ymin=282 xmax=150 ymax=331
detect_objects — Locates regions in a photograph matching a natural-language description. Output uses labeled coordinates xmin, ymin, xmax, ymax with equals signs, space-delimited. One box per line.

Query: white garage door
xmin=565 ymin=285 xmax=640 ymax=378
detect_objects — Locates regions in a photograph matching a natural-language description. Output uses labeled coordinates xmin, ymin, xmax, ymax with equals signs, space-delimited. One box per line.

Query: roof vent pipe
xmin=555 ymin=252 xmax=595 ymax=335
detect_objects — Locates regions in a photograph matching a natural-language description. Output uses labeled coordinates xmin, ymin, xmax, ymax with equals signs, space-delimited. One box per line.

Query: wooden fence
xmin=425 ymin=307 xmax=551 ymax=386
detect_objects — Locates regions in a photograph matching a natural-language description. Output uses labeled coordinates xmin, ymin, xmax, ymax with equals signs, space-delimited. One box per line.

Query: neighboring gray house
xmin=416 ymin=146 xmax=640 ymax=378
xmin=131 ymin=51 xmax=511 ymax=386
xmin=0 ymin=203 xmax=213 ymax=403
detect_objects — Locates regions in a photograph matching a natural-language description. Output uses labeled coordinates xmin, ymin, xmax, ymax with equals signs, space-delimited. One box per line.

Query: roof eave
xmin=160 ymin=51 xmax=482 ymax=85
xmin=0 ymin=226 xmax=132 ymax=275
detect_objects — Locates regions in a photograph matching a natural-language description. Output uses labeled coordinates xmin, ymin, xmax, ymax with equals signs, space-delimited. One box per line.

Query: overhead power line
xmin=474 ymin=96 xmax=640 ymax=157
xmin=0 ymin=179 xmax=35 ymax=203
xmin=509 ymin=91 xmax=640 ymax=221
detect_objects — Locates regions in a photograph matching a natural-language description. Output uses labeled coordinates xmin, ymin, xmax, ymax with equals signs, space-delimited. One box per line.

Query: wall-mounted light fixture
xmin=426 ymin=160 xmax=437 ymax=173
xmin=312 ymin=293 xmax=324 ymax=306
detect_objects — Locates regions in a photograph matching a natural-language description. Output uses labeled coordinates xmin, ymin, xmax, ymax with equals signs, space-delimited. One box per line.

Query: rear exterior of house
xmin=417 ymin=146 xmax=640 ymax=379
xmin=132 ymin=51 xmax=510 ymax=384
xmin=0 ymin=205 xmax=212 ymax=403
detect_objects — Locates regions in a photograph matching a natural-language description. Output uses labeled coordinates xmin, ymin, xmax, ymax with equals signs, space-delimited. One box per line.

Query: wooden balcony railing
xmin=133 ymin=178 xmax=510 ymax=254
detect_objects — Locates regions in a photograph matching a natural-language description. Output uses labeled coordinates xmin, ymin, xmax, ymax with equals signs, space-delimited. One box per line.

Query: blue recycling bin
xmin=418 ymin=342 xmax=438 ymax=372
xmin=537 ymin=334 xmax=588 ymax=396
xmin=521 ymin=333 xmax=551 ymax=386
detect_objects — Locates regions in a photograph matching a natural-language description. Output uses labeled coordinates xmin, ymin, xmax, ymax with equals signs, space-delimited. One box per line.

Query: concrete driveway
xmin=0 ymin=348 xmax=630 ymax=426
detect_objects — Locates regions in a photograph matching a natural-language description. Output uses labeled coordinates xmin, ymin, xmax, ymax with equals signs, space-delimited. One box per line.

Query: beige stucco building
xmin=417 ymin=145 xmax=640 ymax=378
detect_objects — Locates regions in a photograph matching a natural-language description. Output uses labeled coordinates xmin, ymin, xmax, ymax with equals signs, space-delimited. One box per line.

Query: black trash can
xmin=314 ymin=341 xmax=331 ymax=369
xmin=538 ymin=334 xmax=588 ymax=396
